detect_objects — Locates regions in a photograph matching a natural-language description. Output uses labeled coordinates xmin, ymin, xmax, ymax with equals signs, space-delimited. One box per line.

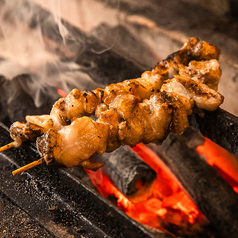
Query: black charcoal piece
xmin=95 ymin=146 xmax=156 ymax=196
xmin=189 ymin=108 xmax=238 ymax=156
xmin=148 ymin=129 xmax=238 ymax=238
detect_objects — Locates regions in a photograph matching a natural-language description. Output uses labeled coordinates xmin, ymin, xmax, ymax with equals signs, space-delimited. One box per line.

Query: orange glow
xmin=197 ymin=138 xmax=238 ymax=193
xmin=86 ymin=144 xmax=205 ymax=235
xmin=86 ymin=139 xmax=238 ymax=235
xmin=57 ymin=88 xmax=67 ymax=98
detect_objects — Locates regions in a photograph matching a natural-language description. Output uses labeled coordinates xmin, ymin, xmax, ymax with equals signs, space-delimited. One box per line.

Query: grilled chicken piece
xmin=162 ymin=60 xmax=223 ymax=111
xmin=9 ymin=122 xmax=47 ymax=147
xmin=181 ymin=59 xmax=222 ymax=91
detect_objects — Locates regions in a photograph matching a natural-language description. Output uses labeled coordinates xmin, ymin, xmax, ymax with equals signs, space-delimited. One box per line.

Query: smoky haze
xmin=0 ymin=0 xmax=104 ymax=107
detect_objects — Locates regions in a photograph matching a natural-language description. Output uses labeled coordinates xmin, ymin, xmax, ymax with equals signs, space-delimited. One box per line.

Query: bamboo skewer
xmin=0 ymin=142 xmax=44 ymax=175
xmin=12 ymin=158 xmax=45 ymax=176
xmin=0 ymin=142 xmax=15 ymax=152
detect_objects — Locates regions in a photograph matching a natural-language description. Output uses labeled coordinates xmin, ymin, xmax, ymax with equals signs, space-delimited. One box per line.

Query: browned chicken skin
xmin=9 ymin=37 xmax=224 ymax=170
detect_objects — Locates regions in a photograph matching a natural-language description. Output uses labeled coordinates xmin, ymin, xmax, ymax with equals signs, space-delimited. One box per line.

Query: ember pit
xmin=88 ymin=127 xmax=238 ymax=237
xmin=0 ymin=0 xmax=238 ymax=238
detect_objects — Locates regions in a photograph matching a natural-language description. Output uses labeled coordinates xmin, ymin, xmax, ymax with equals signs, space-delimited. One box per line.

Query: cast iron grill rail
xmin=189 ymin=108 xmax=238 ymax=156
xmin=0 ymin=190 xmax=52 ymax=237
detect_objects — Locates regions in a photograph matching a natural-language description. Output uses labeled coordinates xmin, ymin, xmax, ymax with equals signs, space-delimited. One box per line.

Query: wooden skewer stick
xmin=12 ymin=158 xmax=45 ymax=176
xmin=0 ymin=142 xmax=15 ymax=152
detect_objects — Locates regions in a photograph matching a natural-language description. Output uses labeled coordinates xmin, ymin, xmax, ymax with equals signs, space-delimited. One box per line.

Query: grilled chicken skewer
xmin=36 ymin=66 xmax=223 ymax=170
xmin=9 ymin=37 xmax=221 ymax=147
xmin=0 ymin=37 xmax=223 ymax=173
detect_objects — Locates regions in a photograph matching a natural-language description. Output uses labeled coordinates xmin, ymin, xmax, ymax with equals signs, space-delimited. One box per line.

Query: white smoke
xmin=0 ymin=0 xmax=99 ymax=107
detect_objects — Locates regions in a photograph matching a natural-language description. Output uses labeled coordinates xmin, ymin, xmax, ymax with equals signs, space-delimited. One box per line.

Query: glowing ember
xmin=197 ymin=138 xmax=238 ymax=193
xmin=86 ymin=143 xmax=205 ymax=235
xmin=86 ymin=140 xmax=238 ymax=235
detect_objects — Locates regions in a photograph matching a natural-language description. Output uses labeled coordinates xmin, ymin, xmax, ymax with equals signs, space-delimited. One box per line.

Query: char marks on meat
xmin=8 ymin=37 xmax=224 ymax=170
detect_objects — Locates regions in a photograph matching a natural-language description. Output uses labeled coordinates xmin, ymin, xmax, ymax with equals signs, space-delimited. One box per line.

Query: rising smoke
xmin=0 ymin=0 xmax=102 ymax=107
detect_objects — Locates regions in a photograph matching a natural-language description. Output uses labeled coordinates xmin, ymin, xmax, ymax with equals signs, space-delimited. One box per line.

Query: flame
xmin=87 ymin=140 xmax=238 ymax=235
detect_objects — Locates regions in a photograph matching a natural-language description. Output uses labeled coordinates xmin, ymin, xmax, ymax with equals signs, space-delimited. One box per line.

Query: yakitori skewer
xmin=0 ymin=37 xmax=224 ymax=174
xmin=7 ymin=37 xmax=221 ymax=148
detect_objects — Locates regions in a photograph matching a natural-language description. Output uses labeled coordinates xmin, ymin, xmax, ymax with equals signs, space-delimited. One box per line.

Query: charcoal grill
xmin=0 ymin=0 xmax=238 ymax=237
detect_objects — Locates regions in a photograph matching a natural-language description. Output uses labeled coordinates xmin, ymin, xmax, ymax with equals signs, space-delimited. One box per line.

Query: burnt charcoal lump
xmin=95 ymin=146 xmax=156 ymax=196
